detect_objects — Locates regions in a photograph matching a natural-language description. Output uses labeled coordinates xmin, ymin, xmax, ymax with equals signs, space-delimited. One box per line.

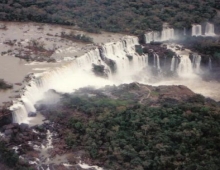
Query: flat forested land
xmin=0 ymin=0 xmax=219 ymax=34
xmin=41 ymin=84 xmax=220 ymax=170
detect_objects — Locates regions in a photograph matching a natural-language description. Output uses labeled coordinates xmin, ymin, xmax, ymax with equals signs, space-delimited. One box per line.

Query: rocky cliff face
xmin=0 ymin=108 xmax=12 ymax=127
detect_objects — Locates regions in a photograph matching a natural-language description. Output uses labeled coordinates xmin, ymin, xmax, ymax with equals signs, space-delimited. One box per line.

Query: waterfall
xmin=10 ymin=36 xmax=149 ymax=124
xmin=192 ymin=24 xmax=202 ymax=36
xmin=145 ymin=32 xmax=154 ymax=44
xmin=153 ymin=53 xmax=160 ymax=70
xmin=145 ymin=28 xmax=175 ymax=43
xmin=205 ymin=23 xmax=215 ymax=36
xmin=10 ymin=103 xmax=29 ymax=124
xmin=177 ymin=55 xmax=193 ymax=77
xmin=153 ymin=31 xmax=161 ymax=42
xmin=171 ymin=56 xmax=180 ymax=72
xmin=192 ymin=54 xmax=201 ymax=73
xmin=144 ymin=31 xmax=161 ymax=43
xmin=153 ymin=54 xmax=156 ymax=67
xmin=209 ymin=57 xmax=212 ymax=71
xmin=170 ymin=56 xmax=175 ymax=71
xmin=161 ymin=28 xmax=175 ymax=41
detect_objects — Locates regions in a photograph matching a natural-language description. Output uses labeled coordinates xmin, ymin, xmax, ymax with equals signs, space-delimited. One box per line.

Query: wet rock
xmin=13 ymin=129 xmax=18 ymax=133
xmin=47 ymin=58 xmax=56 ymax=62
xmin=15 ymin=83 xmax=22 ymax=86
xmin=4 ymin=129 xmax=13 ymax=136
xmin=35 ymin=103 xmax=46 ymax=111
xmin=20 ymin=123 xmax=29 ymax=131
xmin=14 ymin=135 xmax=23 ymax=143
xmin=2 ymin=123 xmax=18 ymax=131
xmin=28 ymin=112 xmax=37 ymax=117
xmin=18 ymin=158 xmax=29 ymax=166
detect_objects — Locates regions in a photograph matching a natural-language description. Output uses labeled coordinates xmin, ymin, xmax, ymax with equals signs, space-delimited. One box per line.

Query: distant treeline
xmin=0 ymin=0 xmax=219 ymax=34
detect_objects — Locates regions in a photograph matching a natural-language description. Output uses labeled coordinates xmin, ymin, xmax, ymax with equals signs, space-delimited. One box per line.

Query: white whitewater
xmin=192 ymin=24 xmax=202 ymax=36
xmin=10 ymin=36 xmax=148 ymax=124
xmin=144 ymin=31 xmax=160 ymax=43
xmin=177 ymin=55 xmax=193 ymax=77
xmin=101 ymin=38 xmax=148 ymax=82
xmin=205 ymin=23 xmax=215 ymax=36
xmin=170 ymin=56 xmax=175 ymax=71
xmin=161 ymin=28 xmax=175 ymax=41
xmin=192 ymin=54 xmax=201 ymax=73
xmin=145 ymin=28 xmax=175 ymax=43
xmin=145 ymin=31 xmax=154 ymax=44
xmin=153 ymin=31 xmax=161 ymax=42
xmin=145 ymin=23 xmax=216 ymax=41
xmin=154 ymin=53 xmax=161 ymax=70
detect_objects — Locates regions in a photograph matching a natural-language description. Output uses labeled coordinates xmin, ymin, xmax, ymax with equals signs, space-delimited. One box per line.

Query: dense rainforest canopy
xmin=0 ymin=0 xmax=219 ymax=34
xmin=41 ymin=84 xmax=220 ymax=170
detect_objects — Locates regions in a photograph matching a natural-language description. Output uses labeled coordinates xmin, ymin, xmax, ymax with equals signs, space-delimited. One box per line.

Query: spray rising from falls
xmin=177 ymin=55 xmax=194 ymax=77
xmin=10 ymin=36 xmax=149 ymax=124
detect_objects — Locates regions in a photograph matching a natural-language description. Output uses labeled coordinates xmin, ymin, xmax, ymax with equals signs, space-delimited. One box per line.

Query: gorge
xmin=10 ymin=25 xmax=220 ymax=125
xmin=1 ymin=0 xmax=220 ymax=169
xmin=1 ymin=21 xmax=220 ymax=170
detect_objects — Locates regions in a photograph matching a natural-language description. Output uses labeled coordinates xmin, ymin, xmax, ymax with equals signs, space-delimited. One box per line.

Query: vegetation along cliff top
xmin=0 ymin=0 xmax=219 ymax=34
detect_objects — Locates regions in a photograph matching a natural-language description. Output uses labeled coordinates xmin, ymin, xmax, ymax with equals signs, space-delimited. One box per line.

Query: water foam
xmin=10 ymin=36 xmax=148 ymax=124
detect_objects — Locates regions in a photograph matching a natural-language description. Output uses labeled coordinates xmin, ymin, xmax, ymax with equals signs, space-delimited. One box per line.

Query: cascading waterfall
xmin=153 ymin=31 xmax=161 ymax=42
xmin=205 ymin=23 xmax=215 ymax=36
xmin=177 ymin=55 xmax=193 ymax=77
xmin=144 ymin=31 xmax=160 ymax=43
xmin=192 ymin=54 xmax=201 ymax=73
xmin=161 ymin=28 xmax=175 ymax=41
xmin=10 ymin=36 xmax=149 ymax=124
xmin=145 ymin=32 xmax=154 ymax=44
xmin=145 ymin=23 xmax=216 ymax=42
xmin=101 ymin=38 xmax=148 ymax=81
xmin=145 ymin=28 xmax=175 ymax=43
xmin=192 ymin=24 xmax=202 ymax=36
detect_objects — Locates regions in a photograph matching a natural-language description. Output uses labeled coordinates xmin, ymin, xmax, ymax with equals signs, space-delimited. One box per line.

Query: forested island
xmin=0 ymin=0 xmax=219 ymax=34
